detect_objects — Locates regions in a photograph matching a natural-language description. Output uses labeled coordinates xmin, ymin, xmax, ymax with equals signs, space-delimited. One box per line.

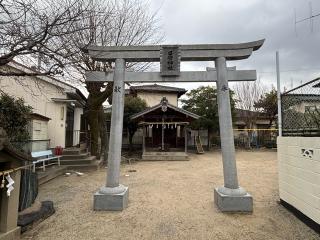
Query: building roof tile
xmin=129 ymin=84 xmax=187 ymax=97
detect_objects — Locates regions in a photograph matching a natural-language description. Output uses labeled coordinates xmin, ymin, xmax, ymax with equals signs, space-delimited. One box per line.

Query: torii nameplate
xmin=160 ymin=46 xmax=181 ymax=77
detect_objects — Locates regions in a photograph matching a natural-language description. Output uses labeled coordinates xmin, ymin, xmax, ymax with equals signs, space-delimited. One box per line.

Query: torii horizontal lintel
xmin=83 ymin=39 xmax=265 ymax=62
xmin=85 ymin=70 xmax=256 ymax=83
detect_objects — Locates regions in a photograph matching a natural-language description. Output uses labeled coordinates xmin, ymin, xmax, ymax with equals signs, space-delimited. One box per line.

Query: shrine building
xmin=126 ymin=84 xmax=200 ymax=160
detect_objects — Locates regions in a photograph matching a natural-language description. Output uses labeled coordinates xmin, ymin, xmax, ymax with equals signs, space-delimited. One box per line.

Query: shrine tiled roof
xmin=129 ymin=84 xmax=187 ymax=97
xmin=130 ymin=102 xmax=199 ymax=120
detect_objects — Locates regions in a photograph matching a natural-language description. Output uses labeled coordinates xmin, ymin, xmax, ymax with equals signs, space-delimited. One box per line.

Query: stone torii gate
xmin=83 ymin=39 xmax=264 ymax=212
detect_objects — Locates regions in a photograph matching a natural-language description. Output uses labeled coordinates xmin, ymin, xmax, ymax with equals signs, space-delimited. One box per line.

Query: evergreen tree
xmin=181 ymin=86 xmax=236 ymax=149
xmin=0 ymin=94 xmax=32 ymax=142
xmin=123 ymin=96 xmax=147 ymax=152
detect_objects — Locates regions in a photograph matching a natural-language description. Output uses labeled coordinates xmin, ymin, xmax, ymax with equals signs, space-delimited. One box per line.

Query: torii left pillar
xmin=93 ymin=58 xmax=129 ymax=211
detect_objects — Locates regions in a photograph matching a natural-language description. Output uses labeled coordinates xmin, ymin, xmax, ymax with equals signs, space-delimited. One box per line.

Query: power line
xmin=258 ymin=67 xmax=320 ymax=74
xmin=296 ymin=12 xmax=320 ymax=23
xmin=294 ymin=2 xmax=320 ymax=34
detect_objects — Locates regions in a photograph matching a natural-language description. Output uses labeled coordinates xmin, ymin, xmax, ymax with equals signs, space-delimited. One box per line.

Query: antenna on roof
xmin=309 ymin=1 xmax=314 ymax=33
xmin=294 ymin=8 xmax=297 ymax=36
xmin=294 ymin=2 xmax=320 ymax=34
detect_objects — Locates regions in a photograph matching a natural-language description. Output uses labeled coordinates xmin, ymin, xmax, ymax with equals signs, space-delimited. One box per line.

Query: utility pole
xmin=276 ymin=51 xmax=282 ymax=137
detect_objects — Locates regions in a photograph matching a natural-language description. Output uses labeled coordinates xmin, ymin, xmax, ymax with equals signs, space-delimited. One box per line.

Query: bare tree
xmin=0 ymin=0 xmax=163 ymax=158
xmin=61 ymin=0 xmax=162 ymax=79
xmin=0 ymin=0 xmax=90 ymax=76
xmin=233 ymin=81 xmax=266 ymax=148
xmin=59 ymin=0 xmax=163 ymax=158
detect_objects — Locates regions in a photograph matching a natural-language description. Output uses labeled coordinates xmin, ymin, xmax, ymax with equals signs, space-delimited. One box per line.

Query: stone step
xmin=79 ymin=143 xmax=87 ymax=151
xmin=62 ymin=148 xmax=87 ymax=155
xmin=142 ymin=151 xmax=189 ymax=161
xmin=60 ymin=152 xmax=90 ymax=160
xmin=142 ymin=155 xmax=189 ymax=161
xmin=65 ymin=160 xmax=103 ymax=171
xmin=37 ymin=166 xmax=68 ymax=185
xmin=60 ymin=156 xmax=96 ymax=165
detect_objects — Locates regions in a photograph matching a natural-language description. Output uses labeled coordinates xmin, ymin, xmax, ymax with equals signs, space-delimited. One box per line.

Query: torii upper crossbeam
xmin=83 ymin=39 xmax=264 ymax=62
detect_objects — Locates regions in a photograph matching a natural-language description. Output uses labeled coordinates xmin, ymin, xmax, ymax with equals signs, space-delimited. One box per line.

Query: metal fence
xmin=65 ymin=130 xmax=90 ymax=148
xmin=281 ymin=78 xmax=320 ymax=136
xmin=234 ymin=129 xmax=277 ymax=148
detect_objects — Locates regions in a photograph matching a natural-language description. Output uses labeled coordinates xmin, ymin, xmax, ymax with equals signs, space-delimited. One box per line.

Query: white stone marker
xmin=214 ymin=57 xmax=253 ymax=212
xmin=93 ymin=58 xmax=129 ymax=211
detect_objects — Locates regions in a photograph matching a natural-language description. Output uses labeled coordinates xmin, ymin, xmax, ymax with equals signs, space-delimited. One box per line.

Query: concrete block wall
xmin=277 ymin=137 xmax=320 ymax=225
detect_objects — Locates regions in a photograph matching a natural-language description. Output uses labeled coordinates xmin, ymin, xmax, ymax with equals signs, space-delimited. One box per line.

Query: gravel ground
xmin=21 ymin=150 xmax=319 ymax=240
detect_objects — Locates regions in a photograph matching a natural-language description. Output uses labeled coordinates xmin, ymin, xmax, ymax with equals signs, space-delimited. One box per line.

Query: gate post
xmin=93 ymin=58 xmax=129 ymax=211
xmin=214 ymin=57 xmax=253 ymax=212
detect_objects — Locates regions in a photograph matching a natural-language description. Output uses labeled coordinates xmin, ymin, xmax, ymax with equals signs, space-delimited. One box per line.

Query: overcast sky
xmin=148 ymin=0 xmax=320 ymax=92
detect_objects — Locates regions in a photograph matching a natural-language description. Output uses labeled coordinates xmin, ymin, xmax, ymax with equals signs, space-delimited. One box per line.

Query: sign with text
xmin=160 ymin=46 xmax=180 ymax=76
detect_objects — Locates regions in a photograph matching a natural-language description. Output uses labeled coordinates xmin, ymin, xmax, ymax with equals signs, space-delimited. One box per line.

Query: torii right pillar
xmin=214 ymin=56 xmax=253 ymax=212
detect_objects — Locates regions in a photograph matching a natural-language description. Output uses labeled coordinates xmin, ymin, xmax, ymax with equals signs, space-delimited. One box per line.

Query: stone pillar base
xmin=0 ymin=226 xmax=21 ymax=240
xmin=214 ymin=187 xmax=253 ymax=212
xmin=93 ymin=185 xmax=129 ymax=211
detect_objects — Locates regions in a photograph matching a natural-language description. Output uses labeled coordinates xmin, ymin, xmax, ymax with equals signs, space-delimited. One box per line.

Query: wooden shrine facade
xmin=131 ymin=98 xmax=199 ymax=157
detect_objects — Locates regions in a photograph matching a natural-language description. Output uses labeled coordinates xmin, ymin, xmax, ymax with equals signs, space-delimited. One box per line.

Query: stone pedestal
xmin=0 ymin=227 xmax=21 ymax=240
xmin=93 ymin=185 xmax=129 ymax=211
xmin=214 ymin=187 xmax=252 ymax=212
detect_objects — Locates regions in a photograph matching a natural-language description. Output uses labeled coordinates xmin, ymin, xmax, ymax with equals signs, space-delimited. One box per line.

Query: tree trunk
xmin=207 ymin=128 xmax=210 ymax=151
xmin=268 ymin=117 xmax=273 ymax=129
xmin=247 ymin=121 xmax=255 ymax=149
xmin=247 ymin=131 xmax=252 ymax=149
xmin=129 ymin=132 xmax=133 ymax=153
xmin=86 ymin=82 xmax=113 ymax=158
xmin=87 ymin=109 xmax=99 ymax=157
xmin=98 ymin=105 xmax=106 ymax=160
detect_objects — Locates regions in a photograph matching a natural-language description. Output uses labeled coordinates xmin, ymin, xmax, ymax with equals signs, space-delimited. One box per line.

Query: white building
xmin=0 ymin=62 xmax=86 ymax=150
xmin=126 ymin=84 xmax=186 ymax=107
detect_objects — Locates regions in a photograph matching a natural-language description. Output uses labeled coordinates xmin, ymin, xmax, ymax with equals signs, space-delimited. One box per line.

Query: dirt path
xmin=21 ymin=150 xmax=319 ymax=240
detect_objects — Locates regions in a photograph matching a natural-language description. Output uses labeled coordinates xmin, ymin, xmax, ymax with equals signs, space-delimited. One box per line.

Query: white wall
xmin=46 ymin=102 xmax=67 ymax=148
xmin=277 ymin=137 xmax=320 ymax=224
xmin=73 ymin=108 xmax=83 ymax=146
xmin=30 ymin=119 xmax=49 ymax=151
xmin=31 ymin=120 xmax=48 ymax=140
xmin=0 ymin=72 xmax=68 ymax=148
xmin=137 ymin=92 xmax=178 ymax=107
